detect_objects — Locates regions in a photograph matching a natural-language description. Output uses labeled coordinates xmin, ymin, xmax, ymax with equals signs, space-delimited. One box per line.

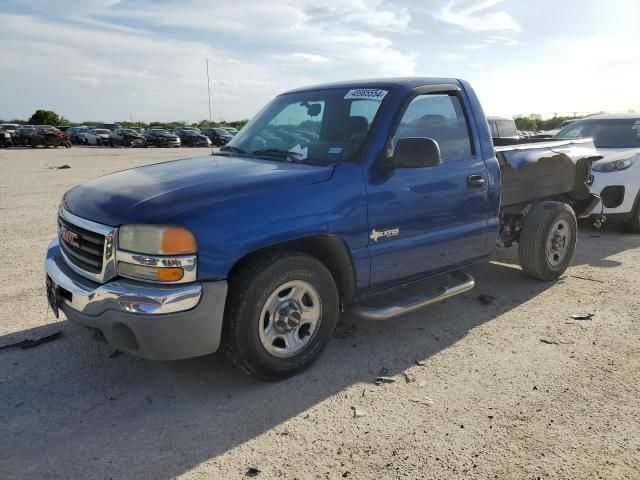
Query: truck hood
xmin=62 ymin=154 xmax=335 ymax=225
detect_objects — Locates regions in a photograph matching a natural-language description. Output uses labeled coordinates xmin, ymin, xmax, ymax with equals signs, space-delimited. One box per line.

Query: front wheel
xmin=222 ymin=250 xmax=339 ymax=380
xmin=518 ymin=202 xmax=577 ymax=280
xmin=625 ymin=194 xmax=640 ymax=234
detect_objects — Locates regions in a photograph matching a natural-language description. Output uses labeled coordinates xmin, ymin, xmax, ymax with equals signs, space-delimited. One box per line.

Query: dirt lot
xmin=1 ymin=146 xmax=639 ymax=480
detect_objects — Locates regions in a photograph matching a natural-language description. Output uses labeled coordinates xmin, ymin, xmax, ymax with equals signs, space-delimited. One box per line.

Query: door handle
xmin=467 ymin=174 xmax=486 ymax=190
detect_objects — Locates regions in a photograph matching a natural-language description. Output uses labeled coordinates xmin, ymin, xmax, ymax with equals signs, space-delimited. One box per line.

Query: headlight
xmin=592 ymin=154 xmax=639 ymax=173
xmin=117 ymin=225 xmax=197 ymax=283
xmin=118 ymin=225 xmax=197 ymax=255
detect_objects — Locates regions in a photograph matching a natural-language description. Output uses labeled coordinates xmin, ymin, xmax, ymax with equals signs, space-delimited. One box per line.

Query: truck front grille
xmin=58 ymin=215 xmax=106 ymax=274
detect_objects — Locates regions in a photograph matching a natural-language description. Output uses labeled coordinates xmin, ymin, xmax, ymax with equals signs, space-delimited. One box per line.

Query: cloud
xmin=67 ymin=76 xmax=101 ymax=87
xmin=433 ymin=0 xmax=522 ymax=32
xmin=291 ymin=53 xmax=330 ymax=64
xmin=485 ymin=35 xmax=519 ymax=46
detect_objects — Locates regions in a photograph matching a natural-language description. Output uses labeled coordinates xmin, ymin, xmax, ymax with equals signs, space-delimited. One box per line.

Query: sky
xmin=0 ymin=0 xmax=638 ymax=123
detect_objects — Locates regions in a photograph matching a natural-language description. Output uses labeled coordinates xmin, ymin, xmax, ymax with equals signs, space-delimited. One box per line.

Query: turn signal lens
xmin=117 ymin=262 xmax=185 ymax=282
xmin=161 ymin=228 xmax=197 ymax=255
xmin=157 ymin=267 xmax=184 ymax=282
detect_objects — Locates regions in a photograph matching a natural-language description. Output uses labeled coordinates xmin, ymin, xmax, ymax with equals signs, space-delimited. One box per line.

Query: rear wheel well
xmin=228 ymin=236 xmax=356 ymax=305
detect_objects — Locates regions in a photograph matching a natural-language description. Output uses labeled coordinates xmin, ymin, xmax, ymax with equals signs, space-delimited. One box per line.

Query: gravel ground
xmin=1 ymin=147 xmax=639 ymax=480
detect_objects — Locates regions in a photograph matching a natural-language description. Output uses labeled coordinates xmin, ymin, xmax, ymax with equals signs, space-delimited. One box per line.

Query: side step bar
xmin=351 ymin=271 xmax=475 ymax=321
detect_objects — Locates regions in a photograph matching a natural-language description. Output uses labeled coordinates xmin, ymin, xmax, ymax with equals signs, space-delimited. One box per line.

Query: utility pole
xmin=206 ymin=59 xmax=213 ymax=125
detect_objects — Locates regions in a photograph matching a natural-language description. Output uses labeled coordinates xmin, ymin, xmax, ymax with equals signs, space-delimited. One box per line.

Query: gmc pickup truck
xmin=45 ymin=78 xmax=601 ymax=380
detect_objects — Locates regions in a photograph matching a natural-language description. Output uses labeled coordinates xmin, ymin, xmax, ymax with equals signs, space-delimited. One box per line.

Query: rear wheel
xmin=518 ymin=201 xmax=577 ymax=280
xmin=222 ymin=250 xmax=339 ymax=380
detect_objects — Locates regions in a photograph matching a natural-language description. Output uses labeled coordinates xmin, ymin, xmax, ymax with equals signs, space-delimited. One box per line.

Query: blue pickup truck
xmin=45 ymin=78 xmax=600 ymax=379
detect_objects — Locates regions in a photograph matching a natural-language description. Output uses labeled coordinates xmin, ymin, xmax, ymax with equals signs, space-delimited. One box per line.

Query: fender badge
xmin=370 ymin=228 xmax=399 ymax=242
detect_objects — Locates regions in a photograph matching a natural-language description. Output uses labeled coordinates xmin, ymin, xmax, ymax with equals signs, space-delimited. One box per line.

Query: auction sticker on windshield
xmin=344 ymin=89 xmax=388 ymax=101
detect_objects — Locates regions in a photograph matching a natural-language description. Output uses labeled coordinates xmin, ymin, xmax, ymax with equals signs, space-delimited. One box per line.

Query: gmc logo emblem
xmin=60 ymin=226 xmax=80 ymax=248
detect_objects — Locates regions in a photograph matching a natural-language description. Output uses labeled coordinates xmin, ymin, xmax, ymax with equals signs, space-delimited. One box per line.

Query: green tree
xmin=515 ymin=117 xmax=537 ymax=131
xmin=28 ymin=109 xmax=68 ymax=126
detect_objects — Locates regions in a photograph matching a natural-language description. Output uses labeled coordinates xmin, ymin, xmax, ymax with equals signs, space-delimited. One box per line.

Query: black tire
xmin=222 ymin=250 xmax=339 ymax=380
xmin=625 ymin=193 xmax=640 ymax=234
xmin=518 ymin=201 xmax=577 ymax=280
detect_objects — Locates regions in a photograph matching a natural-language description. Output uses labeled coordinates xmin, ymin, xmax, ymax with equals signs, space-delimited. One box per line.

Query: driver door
xmin=366 ymin=90 xmax=493 ymax=292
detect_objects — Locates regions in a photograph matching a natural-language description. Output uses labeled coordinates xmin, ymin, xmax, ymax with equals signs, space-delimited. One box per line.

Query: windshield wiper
xmin=217 ymin=145 xmax=248 ymax=156
xmin=250 ymin=148 xmax=305 ymax=162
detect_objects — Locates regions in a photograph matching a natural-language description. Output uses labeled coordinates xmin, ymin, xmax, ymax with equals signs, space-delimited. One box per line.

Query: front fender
xmin=178 ymin=163 xmax=369 ymax=283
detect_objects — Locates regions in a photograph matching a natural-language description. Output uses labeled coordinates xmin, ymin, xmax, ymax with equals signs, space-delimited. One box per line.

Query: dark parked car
xmin=12 ymin=126 xmax=35 ymax=146
xmin=67 ymin=126 xmax=89 ymax=144
xmin=30 ymin=126 xmax=71 ymax=148
xmin=176 ymin=130 xmax=211 ymax=147
xmin=201 ymin=127 xmax=233 ymax=146
xmin=143 ymin=128 xmax=181 ymax=147
xmin=109 ymin=128 xmax=146 ymax=147
xmin=95 ymin=123 xmax=121 ymax=131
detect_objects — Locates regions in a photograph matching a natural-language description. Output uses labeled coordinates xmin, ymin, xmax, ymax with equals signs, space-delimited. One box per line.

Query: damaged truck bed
xmin=495 ymin=137 xmax=601 ymax=246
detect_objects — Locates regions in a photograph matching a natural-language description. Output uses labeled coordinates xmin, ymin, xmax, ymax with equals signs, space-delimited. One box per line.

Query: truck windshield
xmin=225 ymin=87 xmax=389 ymax=164
xmin=555 ymin=118 xmax=640 ymax=148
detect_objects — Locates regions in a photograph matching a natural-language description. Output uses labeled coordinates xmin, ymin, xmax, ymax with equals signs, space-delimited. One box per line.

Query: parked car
xmin=67 ymin=126 xmax=89 ymax=144
xmin=201 ymin=127 xmax=233 ymax=146
xmin=0 ymin=130 xmax=12 ymax=148
xmin=176 ymin=130 xmax=211 ymax=147
xmin=173 ymin=127 xmax=201 ymax=135
xmin=143 ymin=128 xmax=181 ymax=147
xmin=1 ymin=123 xmax=19 ymax=137
xmin=84 ymin=128 xmax=111 ymax=146
xmin=223 ymin=127 xmax=239 ymax=136
xmin=30 ymin=126 xmax=71 ymax=148
xmin=12 ymin=126 xmax=35 ymax=146
xmin=45 ymin=77 xmax=600 ymax=380
xmin=108 ymin=128 xmax=146 ymax=148
xmin=487 ymin=116 xmax=519 ymax=139
xmin=95 ymin=123 xmax=121 ymax=131
xmin=555 ymin=113 xmax=640 ymax=232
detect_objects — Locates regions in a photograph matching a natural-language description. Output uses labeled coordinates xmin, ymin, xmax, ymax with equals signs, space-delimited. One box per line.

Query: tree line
xmin=0 ymin=109 xmax=249 ymax=130
xmin=514 ymin=115 xmax=582 ymax=132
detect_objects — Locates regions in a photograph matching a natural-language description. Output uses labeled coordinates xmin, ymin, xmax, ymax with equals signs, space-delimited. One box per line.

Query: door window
xmin=393 ymin=94 xmax=473 ymax=161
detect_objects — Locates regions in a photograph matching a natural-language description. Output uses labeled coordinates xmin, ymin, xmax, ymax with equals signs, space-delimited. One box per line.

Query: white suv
xmin=555 ymin=114 xmax=640 ymax=232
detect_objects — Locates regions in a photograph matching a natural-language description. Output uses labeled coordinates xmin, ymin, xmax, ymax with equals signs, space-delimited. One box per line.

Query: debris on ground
xmin=352 ymin=406 xmax=367 ymax=418
xmin=569 ymin=275 xmax=604 ymax=283
xmin=375 ymin=376 xmax=396 ymax=385
xmin=245 ymin=467 xmax=260 ymax=477
xmin=0 ymin=329 xmax=62 ymax=351
xmin=570 ymin=313 xmax=594 ymax=320
xmin=477 ymin=294 xmax=496 ymax=305
xmin=108 ymin=349 xmax=122 ymax=358
xmin=415 ymin=360 xmax=427 ymax=366
xmin=401 ymin=372 xmax=416 ymax=383
xmin=539 ymin=338 xmax=558 ymax=345
xmin=48 ymin=164 xmax=71 ymax=170
xmin=409 ymin=397 xmax=435 ymax=406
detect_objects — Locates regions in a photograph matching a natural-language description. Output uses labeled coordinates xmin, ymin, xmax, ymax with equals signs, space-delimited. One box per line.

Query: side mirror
xmin=387 ymin=137 xmax=442 ymax=170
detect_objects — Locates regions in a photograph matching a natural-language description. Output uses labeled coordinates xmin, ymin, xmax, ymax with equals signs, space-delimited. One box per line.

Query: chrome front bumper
xmin=46 ymin=238 xmax=201 ymax=315
xmin=45 ymin=239 xmax=228 ymax=360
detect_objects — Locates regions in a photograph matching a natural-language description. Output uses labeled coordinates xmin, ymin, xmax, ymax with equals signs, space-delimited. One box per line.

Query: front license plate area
xmin=46 ymin=275 xmax=60 ymax=319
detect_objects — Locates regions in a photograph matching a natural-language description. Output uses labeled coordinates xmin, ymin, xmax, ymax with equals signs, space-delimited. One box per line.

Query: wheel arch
xmin=227 ymin=235 xmax=357 ymax=305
